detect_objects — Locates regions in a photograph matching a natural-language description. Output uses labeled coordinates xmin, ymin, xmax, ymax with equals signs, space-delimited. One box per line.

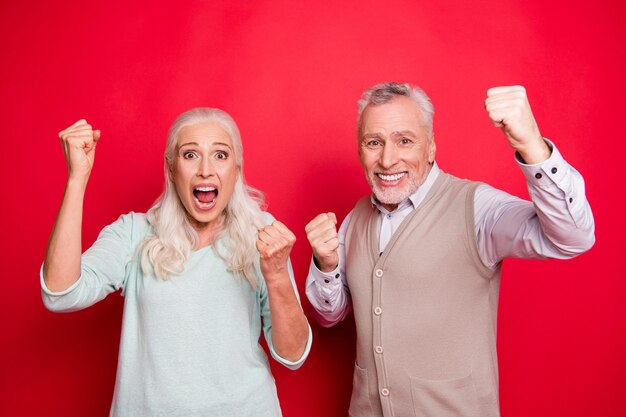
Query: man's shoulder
xmin=440 ymin=172 xmax=485 ymax=191
xmin=350 ymin=194 xmax=376 ymax=215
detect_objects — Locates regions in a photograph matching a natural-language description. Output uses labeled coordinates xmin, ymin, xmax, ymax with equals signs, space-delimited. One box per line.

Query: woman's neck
xmin=189 ymin=215 xmax=224 ymax=249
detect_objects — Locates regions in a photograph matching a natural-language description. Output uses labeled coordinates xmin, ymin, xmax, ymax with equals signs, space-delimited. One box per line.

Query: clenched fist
xmin=305 ymin=212 xmax=339 ymax=272
xmin=58 ymin=119 xmax=101 ymax=181
xmin=485 ymin=86 xmax=550 ymax=164
xmin=257 ymin=221 xmax=296 ymax=281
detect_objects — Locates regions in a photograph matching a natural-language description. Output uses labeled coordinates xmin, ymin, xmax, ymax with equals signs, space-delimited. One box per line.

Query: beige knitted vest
xmin=345 ymin=173 xmax=501 ymax=417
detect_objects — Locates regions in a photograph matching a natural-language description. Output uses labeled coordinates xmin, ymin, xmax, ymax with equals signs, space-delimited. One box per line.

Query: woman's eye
xmin=215 ymin=151 xmax=228 ymax=160
xmin=183 ymin=151 xmax=196 ymax=159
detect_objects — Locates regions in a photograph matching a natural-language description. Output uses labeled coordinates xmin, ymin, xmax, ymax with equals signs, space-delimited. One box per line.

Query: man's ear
xmin=428 ymin=137 xmax=437 ymax=163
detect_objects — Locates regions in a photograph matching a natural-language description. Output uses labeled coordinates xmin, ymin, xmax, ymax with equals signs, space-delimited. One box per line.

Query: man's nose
xmin=379 ymin=143 xmax=399 ymax=169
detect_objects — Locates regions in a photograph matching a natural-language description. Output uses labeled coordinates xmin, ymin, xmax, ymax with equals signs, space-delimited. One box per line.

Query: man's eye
xmin=367 ymin=140 xmax=381 ymax=147
xmin=400 ymin=138 xmax=412 ymax=145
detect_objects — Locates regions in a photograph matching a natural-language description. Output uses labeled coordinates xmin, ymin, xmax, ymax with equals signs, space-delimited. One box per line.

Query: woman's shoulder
xmin=111 ymin=211 xmax=150 ymax=227
xmin=101 ymin=212 xmax=153 ymax=243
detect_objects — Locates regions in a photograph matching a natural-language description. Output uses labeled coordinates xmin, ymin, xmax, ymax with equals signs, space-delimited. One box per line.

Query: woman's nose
xmin=198 ymin=157 xmax=214 ymax=177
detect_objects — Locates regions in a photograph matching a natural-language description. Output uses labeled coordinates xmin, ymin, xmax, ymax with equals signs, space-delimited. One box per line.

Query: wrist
xmin=515 ymin=136 xmax=551 ymax=164
xmin=314 ymin=256 xmax=338 ymax=273
xmin=65 ymin=175 xmax=89 ymax=192
xmin=264 ymin=274 xmax=294 ymax=293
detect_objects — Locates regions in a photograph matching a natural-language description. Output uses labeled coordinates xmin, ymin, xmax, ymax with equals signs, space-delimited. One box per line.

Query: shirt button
xmin=381 ymin=388 xmax=390 ymax=396
xmin=535 ymin=172 xmax=543 ymax=179
xmin=375 ymin=346 xmax=384 ymax=354
xmin=569 ymin=197 xmax=573 ymax=203
xmin=374 ymin=307 xmax=382 ymax=315
xmin=375 ymin=269 xmax=384 ymax=278
xmin=335 ymin=273 xmax=340 ymax=278
xmin=551 ymin=167 xmax=558 ymax=174
xmin=324 ymin=279 xmax=330 ymax=283
xmin=324 ymin=300 xmax=329 ymax=304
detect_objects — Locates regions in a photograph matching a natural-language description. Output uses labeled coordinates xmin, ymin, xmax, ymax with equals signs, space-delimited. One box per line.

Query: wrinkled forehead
xmin=360 ymin=97 xmax=428 ymax=138
xmin=176 ymin=121 xmax=234 ymax=147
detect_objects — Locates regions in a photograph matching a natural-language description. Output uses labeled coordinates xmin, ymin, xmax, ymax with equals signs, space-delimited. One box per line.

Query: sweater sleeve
xmin=41 ymin=213 xmax=140 ymax=312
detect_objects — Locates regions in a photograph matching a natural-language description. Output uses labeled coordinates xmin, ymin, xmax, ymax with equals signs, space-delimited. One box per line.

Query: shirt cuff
xmin=517 ymin=138 xmax=566 ymax=187
xmin=308 ymin=259 xmax=343 ymax=289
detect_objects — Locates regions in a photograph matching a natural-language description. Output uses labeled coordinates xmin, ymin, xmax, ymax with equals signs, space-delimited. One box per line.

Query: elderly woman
xmin=41 ymin=108 xmax=312 ymax=416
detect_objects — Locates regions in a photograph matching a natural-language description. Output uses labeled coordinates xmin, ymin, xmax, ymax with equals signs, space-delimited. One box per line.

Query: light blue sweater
xmin=41 ymin=212 xmax=312 ymax=417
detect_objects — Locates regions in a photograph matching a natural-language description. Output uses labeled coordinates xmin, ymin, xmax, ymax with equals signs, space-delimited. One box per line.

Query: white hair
xmin=357 ymin=82 xmax=435 ymax=139
xmin=138 ymin=108 xmax=265 ymax=287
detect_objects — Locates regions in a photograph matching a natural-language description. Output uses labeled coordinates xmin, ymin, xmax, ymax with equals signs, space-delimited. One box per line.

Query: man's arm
xmin=304 ymin=212 xmax=352 ymax=327
xmin=477 ymin=87 xmax=595 ymax=267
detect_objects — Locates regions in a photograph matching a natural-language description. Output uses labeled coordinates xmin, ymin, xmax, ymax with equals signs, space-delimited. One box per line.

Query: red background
xmin=1 ymin=1 xmax=624 ymax=416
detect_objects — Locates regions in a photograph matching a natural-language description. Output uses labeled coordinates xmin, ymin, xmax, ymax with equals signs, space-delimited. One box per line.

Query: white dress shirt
xmin=306 ymin=140 xmax=595 ymax=327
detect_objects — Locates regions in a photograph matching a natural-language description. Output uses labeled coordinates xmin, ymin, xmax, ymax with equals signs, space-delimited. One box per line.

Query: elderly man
xmin=305 ymin=83 xmax=595 ymax=417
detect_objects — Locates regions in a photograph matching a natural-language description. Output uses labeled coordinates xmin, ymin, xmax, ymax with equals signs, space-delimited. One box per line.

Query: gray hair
xmin=139 ymin=108 xmax=265 ymax=287
xmin=357 ymin=82 xmax=435 ymax=139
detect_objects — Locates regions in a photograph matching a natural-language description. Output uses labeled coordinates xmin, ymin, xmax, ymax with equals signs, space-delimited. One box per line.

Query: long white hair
xmin=139 ymin=108 xmax=265 ymax=287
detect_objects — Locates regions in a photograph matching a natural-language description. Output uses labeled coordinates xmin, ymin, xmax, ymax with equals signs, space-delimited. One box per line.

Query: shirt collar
xmin=370 ymin=162 xmax=441 ymax=214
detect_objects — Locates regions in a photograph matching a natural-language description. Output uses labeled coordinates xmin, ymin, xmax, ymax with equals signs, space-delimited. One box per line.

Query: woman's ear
xmin=166 ymin=157 xmax=174 ymax=181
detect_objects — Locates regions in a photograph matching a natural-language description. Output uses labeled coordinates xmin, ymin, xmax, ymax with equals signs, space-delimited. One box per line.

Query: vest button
xmin=375 ymin=345 xmax=383 ymax=354
xmin=374 ymin=307 xmax=382 ymax=315
xmin=375 ymin=269 xmax=384 ymax=278
xmin=381 ymin=388 xmax=390 ymax=396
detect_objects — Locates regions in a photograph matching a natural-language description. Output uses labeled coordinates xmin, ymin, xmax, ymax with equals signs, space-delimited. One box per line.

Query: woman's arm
xmin=257 ymin=221 xmax=310 ymax=363
xmin=43 ymin=120 xmax=100 ymax=292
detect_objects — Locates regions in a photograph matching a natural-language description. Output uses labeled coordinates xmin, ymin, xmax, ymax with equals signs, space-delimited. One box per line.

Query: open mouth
xmin=193 ymin=186 xmax=218 ymax=209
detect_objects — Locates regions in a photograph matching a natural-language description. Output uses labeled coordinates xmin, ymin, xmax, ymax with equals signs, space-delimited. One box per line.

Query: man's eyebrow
xmin=362 ymin=130 xmax=417 ymax=140
xmin=362 ymin=133 xmax=383 ymax=139
xmin=390 ymin=130 xmax=417 ymax=138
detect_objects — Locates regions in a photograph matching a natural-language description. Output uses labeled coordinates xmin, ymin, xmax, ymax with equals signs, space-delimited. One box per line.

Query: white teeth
xmin=378 ymin=173 xmax=405 ymax=181
xmin=193 ymin=195 xmax=216 ymax=206
xmin=195 ymin=186 xmax=216 ymax=191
